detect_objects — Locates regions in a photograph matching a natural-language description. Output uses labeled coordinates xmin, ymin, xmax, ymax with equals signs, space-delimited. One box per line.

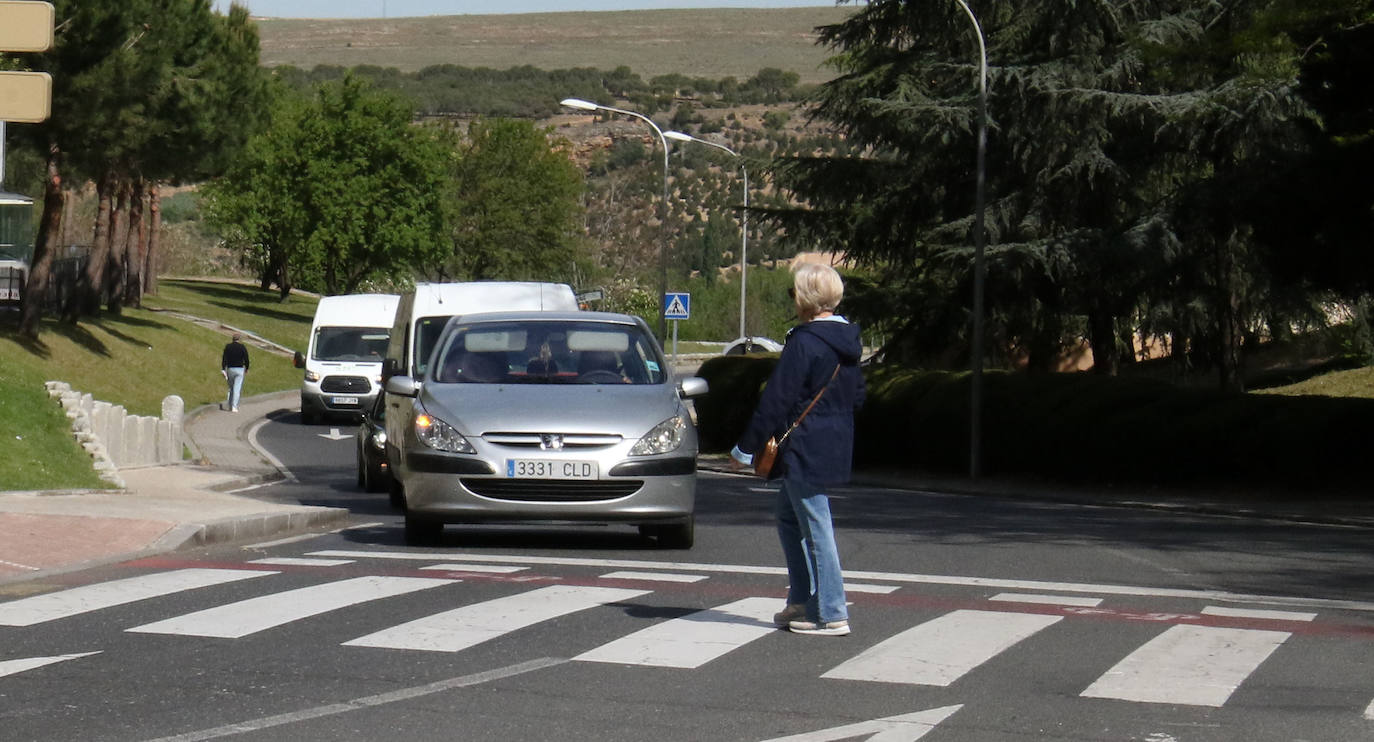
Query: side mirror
xmin=678 ymin=376 xmax=708 ymax=399
xmin=386 ymin=375 xmax=420 ymax=398
xmin=382 ymin=357 xmax=400 ymax=382
xmin=293 ymin=350 xmax=305 ymax=369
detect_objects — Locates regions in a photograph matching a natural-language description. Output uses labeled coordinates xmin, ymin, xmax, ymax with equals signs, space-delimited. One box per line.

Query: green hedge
xmin=694 ymin=357 xmax=1374 ymax=491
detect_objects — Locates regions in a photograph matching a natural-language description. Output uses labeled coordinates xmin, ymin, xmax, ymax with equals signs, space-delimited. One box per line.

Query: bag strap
xmin=777 ymin=363 xmax=842 ymax=446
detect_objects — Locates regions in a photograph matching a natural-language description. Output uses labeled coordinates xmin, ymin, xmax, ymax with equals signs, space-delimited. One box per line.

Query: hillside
xmin=253 ymin=7 xmax=852 ymax=83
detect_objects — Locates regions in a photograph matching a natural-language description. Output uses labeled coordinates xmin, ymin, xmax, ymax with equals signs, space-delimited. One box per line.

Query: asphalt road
xmin=1 ymin=411 xmax=1371 ymax=741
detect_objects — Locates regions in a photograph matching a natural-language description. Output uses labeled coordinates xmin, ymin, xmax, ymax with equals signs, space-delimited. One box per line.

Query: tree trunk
xmin=1086 ymin=307 xmax=1119 ymax=376
xmin=79 ymin=171 xmax=116 ymax=318
xmin=124 ymin=180 xmax=146 ymax=308
xmin=1216 ymin=232 xmax=1244 ymax=393
xmin=106 ymin=179 xmax=131 ymax=314
xmin=19 ymin=144 xmax=64 ymax=338
xmin=144 ymin=183 xmax=160 ymax=295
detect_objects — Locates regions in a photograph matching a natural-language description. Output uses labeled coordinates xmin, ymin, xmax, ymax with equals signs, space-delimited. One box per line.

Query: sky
xmin=212 ymin=1 xmax=838 ymax=19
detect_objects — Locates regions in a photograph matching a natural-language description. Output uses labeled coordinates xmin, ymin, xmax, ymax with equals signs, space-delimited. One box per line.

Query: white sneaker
xmin=788 ymin=619 xmax=850 ymax=636
xmin=231 ymin=407 xmax=239 ymax=412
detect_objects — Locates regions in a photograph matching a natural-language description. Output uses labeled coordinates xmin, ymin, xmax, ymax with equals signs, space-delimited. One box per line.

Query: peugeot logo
xmin=539 ymin=434 xmax=564 ymax=451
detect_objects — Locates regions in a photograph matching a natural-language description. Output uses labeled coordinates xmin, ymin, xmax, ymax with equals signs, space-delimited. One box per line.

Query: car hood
xmin=418 ymin=383 xmax=685 ymax=437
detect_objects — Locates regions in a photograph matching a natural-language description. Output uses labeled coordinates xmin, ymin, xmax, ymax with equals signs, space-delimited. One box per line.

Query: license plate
xmin=332 ymin=396 xmax=359 ymax=405
xmin=506 ymin=459 xmax=598 ymax=479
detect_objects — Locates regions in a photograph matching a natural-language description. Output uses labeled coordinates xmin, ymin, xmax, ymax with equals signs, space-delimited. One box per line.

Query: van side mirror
xmin=382 ymin=357 xmax=400 ymax=382
xmin=293 ymin=350 xmax=305 ymax=369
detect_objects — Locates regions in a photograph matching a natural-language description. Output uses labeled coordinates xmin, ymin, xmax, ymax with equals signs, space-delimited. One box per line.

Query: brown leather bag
xmin=753 ymin=364 xmax=841 ymax=478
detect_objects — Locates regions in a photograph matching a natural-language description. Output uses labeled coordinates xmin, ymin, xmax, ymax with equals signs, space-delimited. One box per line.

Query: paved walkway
xmin=3 ymin=387 xmax=1370 ymax=588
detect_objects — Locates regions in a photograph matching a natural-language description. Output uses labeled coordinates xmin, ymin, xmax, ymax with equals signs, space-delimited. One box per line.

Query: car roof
xmin=451 ymin=310 xmax=643 ymax=325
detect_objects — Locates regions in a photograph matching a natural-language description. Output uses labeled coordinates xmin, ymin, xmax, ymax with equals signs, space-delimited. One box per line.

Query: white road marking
xmin=419 ymin=564 xmax=528 ymax=574
xmin=1081 ymin=625 xmax=1290 ymax=706
xmin=991 ymin=593 xmax=1103 ymax=607
xmin=1199 ymin=606 xmax=1315 ymax=622
xmin=756 ymin=704 xmax=963 ymax=742
xmin=598 ymin=571 xmax=707 ymax=583
xmin=0 ymin=652 xmax=100 ymax=679
xmin=246 ymin=419 xmax=296 ymax=482
xmin=1364 ymin=698 xmax=1374 ymax=720
xmin=822 ymin=610 xmax=1062 ymax=686
xmin=576 ymin=597 xmax=776 ymax=668
xmin=343 ymin=585 xmax=648 ymax=653
xmin=308 ymin=550 xmax=1374 ymax=613
xmin=247 ymin=558 xmax=355 ymax=567
xmin=0 ymin=569 xmax=273 ymax=627
xmin=140 ymin=657 xmax=566 ymax=742
xmin=845 ymin=583 xmax=899 ymax=595
xmin=128 ymin=576 xmax=453 ymax=639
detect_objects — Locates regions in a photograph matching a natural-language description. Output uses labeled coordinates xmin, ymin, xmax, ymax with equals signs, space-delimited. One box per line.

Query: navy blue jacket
xmin=738 ymin=317 xmax=865 ymax=485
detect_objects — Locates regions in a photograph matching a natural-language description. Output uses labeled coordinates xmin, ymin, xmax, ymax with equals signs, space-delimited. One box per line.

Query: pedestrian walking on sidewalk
xmin=221 ymin=332 xmax=250 ymax=412
xmin=729 ymin=263 xmax=866 ymax=637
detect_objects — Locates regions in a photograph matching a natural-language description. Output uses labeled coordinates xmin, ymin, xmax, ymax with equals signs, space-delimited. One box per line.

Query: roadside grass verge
xmin=1 ymin=282 xmax=316 ymax=490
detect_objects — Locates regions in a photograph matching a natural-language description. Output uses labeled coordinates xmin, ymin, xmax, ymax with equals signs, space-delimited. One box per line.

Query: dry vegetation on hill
xmin=253 ymin=7 xmax=851 ymax=83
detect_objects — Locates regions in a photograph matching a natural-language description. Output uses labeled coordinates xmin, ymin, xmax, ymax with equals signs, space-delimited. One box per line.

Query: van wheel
xmin=656 ymin=517 xmax=694 ymax=550
xmin=404 ymin=513 xmax=442 ymax=546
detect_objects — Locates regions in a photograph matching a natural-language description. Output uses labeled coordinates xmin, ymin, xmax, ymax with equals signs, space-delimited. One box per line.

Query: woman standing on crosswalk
xmin=729 ymin=263 xmax=866 ymax=636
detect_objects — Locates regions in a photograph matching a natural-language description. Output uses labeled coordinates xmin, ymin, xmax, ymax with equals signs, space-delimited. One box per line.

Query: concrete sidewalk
xmin=0 ymin=391 xmax=348 ymax=586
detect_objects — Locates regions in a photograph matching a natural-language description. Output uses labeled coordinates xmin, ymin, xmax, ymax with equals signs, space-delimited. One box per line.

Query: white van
xmin=384 ymin=281 xmax=578 ymax=381
xmin=295 ymin=293 xmax=401 ymax=424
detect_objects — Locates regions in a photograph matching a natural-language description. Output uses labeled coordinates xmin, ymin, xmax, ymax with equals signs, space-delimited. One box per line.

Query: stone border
xmin=45 ymin=382 xmax=186 ymax=488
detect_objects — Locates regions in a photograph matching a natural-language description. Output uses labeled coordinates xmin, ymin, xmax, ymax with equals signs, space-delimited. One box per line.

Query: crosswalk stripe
xmin=0 ymin=569 xmax=273 ymax=627
xmin=575 ymin=597 xmax=777 ymax=668
xmin=822 ymin=610 xmax=1062 ymax=686
xmin=0 ymin=652 xmax=100 ymax=679
xmin=127 ymin=576 xmax=455 ymax=639
xmin=420 ymin=564 xmax=528 ymax=574
xmin=598 ymin=571 xmax=707 ymax=583
xmin=991 ymin=593 xmax=1103 ymax=607
xmin=343 ymin=585 xmax=649 ymax=653
xmin=1199 ymin=606 xmax=1315 ymax=622
xmin=1081 ymin=625 xmax=1290 ymax=706
xmin=1365 ymin=698 xmax=1374 ymax=720
xmin=248 ymin=558 xmax=355 ymax=567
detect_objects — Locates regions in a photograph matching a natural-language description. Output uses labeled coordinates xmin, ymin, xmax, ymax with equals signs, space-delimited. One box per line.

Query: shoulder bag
xmin=754 ymin=364 xmax=841 ymax=477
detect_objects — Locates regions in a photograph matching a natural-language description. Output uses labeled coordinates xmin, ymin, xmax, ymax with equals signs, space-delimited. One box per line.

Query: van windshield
xmin=431 ymin=320 xmax=666 ymax=385
xmin=313 ymin=327 xmax=389 ymax=362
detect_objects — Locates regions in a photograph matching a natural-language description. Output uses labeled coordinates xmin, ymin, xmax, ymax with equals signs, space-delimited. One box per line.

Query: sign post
xmin=663 ymin=292 xmax=690 ymax=364
xmin=0 ymin=1 xmax=54 ymax=187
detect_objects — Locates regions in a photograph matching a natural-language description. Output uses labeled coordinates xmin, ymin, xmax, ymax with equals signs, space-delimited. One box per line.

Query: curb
xmin=151 ymin=506 xmax=352 ymax=552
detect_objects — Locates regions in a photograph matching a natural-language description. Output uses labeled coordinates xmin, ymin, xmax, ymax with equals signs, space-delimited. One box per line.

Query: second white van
xmin=296 ymin=293 xmax=401 ymax=424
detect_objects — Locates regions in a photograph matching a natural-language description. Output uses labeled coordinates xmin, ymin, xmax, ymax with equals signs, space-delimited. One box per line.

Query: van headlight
xmin=304 ymin=370 xmax=321 ymax=382
xmin=415 ymin=413 xmax=474 ymax=454
xmin=630 ymin=414 xmax=687 ymax=456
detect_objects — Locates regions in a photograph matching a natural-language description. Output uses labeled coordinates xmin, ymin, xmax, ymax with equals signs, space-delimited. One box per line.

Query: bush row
xmin=694 ymin=357 xmax=1374 ymax=492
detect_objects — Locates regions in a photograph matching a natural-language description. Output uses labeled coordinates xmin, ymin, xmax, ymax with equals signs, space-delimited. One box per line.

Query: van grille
xmin=461 ymin=478 xmax=643 ymax=502
xmin=321 ymin=375 xmax=371 ymax=393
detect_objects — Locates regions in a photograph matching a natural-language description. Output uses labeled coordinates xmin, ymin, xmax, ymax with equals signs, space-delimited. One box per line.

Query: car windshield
xmin=313 ymin=327 xmax=389 ymax=362
xmin=432 ymin=320 xmax=666 ymax=385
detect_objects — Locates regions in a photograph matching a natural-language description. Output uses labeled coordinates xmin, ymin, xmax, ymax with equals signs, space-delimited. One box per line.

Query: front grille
xmin=321 ymin=375 xmax=371 ymax=393
xmin=461 ymin=478 xmax=644 ymax=502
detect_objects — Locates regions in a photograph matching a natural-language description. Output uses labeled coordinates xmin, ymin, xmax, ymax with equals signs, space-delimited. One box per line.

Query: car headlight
xmin=630 ymin=414 xmax=687 ymax=456
xmin=415 ymin=413 xmax=474 ymax=454
xmin=304 ymin=370 xmax=321 ymax=382
xmin=370 ymin=430 xmax=387 ymax=450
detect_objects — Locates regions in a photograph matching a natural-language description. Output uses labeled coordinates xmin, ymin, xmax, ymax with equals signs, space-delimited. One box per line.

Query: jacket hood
xmin=792 ymin=317 xmax=863 ymax=364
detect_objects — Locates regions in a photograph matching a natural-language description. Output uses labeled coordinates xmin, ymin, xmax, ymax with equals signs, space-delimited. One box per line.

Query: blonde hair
xmin=792 ymin=263 xmax=844 ymax=315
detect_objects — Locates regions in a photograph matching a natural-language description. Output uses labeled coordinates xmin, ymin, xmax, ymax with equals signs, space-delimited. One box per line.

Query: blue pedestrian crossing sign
xmin=663 ymin=292 xmax=691 ymax=320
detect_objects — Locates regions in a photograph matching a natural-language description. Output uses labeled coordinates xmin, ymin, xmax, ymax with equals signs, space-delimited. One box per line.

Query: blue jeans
xmin=225 ymin=367 xmax=246 ymax=409
xmin=776 ymin=478 xmax=847 ymax=623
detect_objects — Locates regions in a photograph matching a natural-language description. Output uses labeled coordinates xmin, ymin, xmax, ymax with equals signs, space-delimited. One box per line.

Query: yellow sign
xmin=0 ymin=1 xmax=54 ymax=52
xmin=0 ymin=71 xmax=51 ymax=122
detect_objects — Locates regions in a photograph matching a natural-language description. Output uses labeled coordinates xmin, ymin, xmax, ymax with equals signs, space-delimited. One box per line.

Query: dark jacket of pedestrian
xmin=222 ymin=338 xmax=250 ymax=370
xmin=738 ymin=318 xmax=865 ymax=486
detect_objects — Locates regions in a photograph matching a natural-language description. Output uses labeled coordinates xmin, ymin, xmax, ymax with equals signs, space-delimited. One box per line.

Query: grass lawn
xmin=1254 ymin=364 xmax=1374 ymax=399
xmin=0 ymin=281 xmax=317 ymax=490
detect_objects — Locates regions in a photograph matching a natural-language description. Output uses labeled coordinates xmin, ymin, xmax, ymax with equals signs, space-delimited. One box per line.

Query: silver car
xmin=384 ymin=311 xmax=708 ymax=548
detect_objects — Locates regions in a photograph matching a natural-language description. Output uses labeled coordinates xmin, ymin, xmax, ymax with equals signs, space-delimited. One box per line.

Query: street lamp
xmin=560 ymin=97 xmax=672 ymax=342
xmin=948 ymin=1 xmax=990 ymax=480
xmin=663 ymin=130 xmax=750 ymax=342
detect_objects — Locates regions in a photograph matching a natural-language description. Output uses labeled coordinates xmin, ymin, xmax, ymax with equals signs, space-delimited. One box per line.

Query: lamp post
xmin=561 ymin=97 xmax=672 ymax=342
xmin=948 ymin=0 xmax=989 ymax=480
xmin=663 ymin=130 xmax=749 ymax=342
